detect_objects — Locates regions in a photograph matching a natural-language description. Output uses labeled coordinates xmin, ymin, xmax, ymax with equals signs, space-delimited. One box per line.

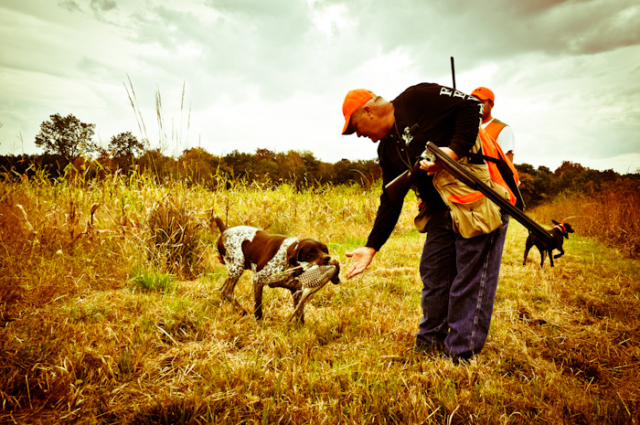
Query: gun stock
xmin=384 ymin=170 xmax=412 ymax=204
xmin=426 ymin=142 xmax=554 ymax=247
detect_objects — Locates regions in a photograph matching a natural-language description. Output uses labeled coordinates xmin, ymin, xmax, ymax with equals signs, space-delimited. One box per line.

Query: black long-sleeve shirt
xmin=365 ymin=83 xmax=483 ymax=251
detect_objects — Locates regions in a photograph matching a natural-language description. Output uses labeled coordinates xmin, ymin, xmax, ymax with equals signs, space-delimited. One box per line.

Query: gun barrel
xmin=450 ymin=56 xmax=456 ymax=90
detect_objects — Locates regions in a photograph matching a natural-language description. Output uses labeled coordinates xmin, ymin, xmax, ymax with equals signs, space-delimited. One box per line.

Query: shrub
xmin=147 ymin=194 xmax=204 ymax=279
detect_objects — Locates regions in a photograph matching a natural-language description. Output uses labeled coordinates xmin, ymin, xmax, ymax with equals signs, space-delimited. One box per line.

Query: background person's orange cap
xmin=471 ymin=87 xmax=495 ymax=103
xmin=341 ymin=89 xmax=375 ymax=135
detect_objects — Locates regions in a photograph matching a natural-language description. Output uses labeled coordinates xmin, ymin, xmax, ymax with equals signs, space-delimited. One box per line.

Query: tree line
xmin=2 ymin=113 xmax=637 ymax=206
xmin=1 ymin=113 xmax=381 ymax=188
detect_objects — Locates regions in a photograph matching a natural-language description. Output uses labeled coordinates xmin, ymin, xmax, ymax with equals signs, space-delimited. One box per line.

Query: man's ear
xmin=364 ymin=106 xmax=374 ymax=119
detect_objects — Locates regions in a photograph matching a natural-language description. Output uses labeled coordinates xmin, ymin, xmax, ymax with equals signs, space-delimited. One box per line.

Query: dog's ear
xmin=552 ymin=219 xmax=560 ymax=225
xmin=286 ymin=241 xmax=299 ymax=267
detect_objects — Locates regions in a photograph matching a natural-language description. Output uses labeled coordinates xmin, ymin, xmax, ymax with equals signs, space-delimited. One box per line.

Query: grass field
xmin=1 ymin=175 xmax=639 ymax=424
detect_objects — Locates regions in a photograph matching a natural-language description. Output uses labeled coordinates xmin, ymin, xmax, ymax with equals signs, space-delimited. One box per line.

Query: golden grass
xmin=1 ymin=174 xmax=639 ymax=424
xmin=528 ymin=179 xmax=640 ymax=258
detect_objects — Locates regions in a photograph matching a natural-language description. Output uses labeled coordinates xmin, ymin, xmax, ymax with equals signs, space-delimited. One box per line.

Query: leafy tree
xmin=252 ymin=158 xmax=279 ymax=183
xmin=107 ymin=131 xmax=145 ymax=173
xmin=552 ymin=161 xmax=589 ymax=194
xmin=515 ymin=163 xmax=536 ymax=177
xmin=108 ymin=131 xmax=145 ymax=160
xmin=224 ymin=150 xmax=257 ymax=180
xmin=537 ymin=165 xmax=552 ymax=175
xmin=517 ymin=171 xmax=536 ymax=206
xmin=138 ymin=148 xmax=177 ymax=181
xmin=332 ymin=158 xmax=381 ymax=187
xmin=178 ymin=147 xmax=228 ymax=185
xmin=276 ymin=151 xmax=307 ymax=186
xmin=255 ymin=148 xmax=276 ymax=162
xmin=533 ymin=166 xmax=553 ymax=203
xmin=34 ymin=113 xmax=97 ymax=161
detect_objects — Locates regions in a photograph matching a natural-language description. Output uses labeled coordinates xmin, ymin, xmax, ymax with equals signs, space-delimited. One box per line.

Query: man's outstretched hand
xmin=345 ymin=247 xmax=377 ymax=279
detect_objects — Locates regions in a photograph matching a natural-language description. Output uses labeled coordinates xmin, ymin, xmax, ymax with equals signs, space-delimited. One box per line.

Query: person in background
xmin=340 ymin=84 xmax=509 ymax=364
xmin=471 ymin=87 xmax=515 ymax=163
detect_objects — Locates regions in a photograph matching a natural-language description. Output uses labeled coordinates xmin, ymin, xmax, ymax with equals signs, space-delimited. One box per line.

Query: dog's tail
xmin=213 ymin=216 xmax=227 ymax=233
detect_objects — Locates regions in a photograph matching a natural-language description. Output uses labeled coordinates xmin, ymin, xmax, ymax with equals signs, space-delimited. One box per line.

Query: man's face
xmin=350 ymin=107 xmax=385 ymax=143
xmin=481 ymin=99 xmax=493 ymax=120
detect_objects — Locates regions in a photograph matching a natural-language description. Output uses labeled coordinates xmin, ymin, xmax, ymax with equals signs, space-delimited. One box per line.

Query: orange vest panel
xmin=484 ymin=119 xmax=507 ymax=142
xmin=478 ymin=126 xmax=519 ymax=206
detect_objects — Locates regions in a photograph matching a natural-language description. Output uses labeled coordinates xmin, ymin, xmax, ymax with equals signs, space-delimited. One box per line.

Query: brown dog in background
xmin=523 ymin=219 xmax=574 ymax=267
xmin=213 ymin=217 xmax=340 ymax=322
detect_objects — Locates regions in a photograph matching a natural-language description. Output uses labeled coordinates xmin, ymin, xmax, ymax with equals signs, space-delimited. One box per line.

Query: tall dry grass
xmin=1 ymin=172 xmax=639 ymax=424
xmin=528 ymin=178 xmax=640 ymax=258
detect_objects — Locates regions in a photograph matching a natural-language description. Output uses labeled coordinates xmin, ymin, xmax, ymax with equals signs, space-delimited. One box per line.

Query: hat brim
xmin=342 ymin=116 xmax=355 ymax=135
xmin=472 ymin=93 xmax=490 ymax=101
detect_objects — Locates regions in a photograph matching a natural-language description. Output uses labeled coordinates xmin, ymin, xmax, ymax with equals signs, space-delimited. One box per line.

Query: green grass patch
xmin=130 ymin=268 xmax=176 ymax=293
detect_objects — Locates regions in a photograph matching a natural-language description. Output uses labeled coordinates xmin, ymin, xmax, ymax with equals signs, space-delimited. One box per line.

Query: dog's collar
xmin=554 ymin=223 xmax=566 ymax=233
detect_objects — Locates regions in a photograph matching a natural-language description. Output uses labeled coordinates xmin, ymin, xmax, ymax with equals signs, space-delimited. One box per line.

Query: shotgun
xmin=425 ymin=142 xmax=554 ymax=246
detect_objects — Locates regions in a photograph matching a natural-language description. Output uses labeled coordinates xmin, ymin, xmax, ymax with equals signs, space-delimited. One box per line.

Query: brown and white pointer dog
xmin=523 ymin=219 xmax=575 ymax=267
xmin=213 ymin=217 xmax=340 ymax=322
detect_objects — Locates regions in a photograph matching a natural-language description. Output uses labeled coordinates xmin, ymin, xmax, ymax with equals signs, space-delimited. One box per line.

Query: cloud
xmin=91 ymin=0 xmax=117 ymax=13
xmin=58 ymin=0 xmax=82 ymax=13
xmin=324 ymin=0 xmax=640 ymax=72
xmin=1 ymin=0 xmax=639 ymax=174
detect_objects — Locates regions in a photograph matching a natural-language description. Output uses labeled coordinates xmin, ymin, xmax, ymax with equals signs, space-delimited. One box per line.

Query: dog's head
xmin=287 ymin=239 xmax=340 ymax=284
xmin=552 ymin=219 xmax=575 ymax=239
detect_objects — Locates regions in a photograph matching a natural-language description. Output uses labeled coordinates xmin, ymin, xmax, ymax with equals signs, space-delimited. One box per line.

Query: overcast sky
xmin=2 ymin=0 xmax=640 ymax=174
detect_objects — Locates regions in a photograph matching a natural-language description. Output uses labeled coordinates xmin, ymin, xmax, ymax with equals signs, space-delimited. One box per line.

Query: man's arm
xmin=346 ymin=148 xmax=405 ymax=279
xmin=496 ymin=125 xmax=515 ymax=163
xmin=448 ymin=97 xmax=484 ymax=158
xmin=345 ymin=189 xmax=403 ymax=279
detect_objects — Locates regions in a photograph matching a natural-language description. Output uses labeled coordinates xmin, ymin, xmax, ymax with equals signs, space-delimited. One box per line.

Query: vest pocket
xmin=433 ymin=165 xmax=504 ymax=238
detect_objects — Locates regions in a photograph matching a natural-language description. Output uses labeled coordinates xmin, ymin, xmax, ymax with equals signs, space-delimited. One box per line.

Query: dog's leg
xmin=251 ymin=270 xmax=299 ymax=320
xmin=553 ymin=248 xmax=565 ymax=259
xmin=548 ymin=250 xmax=555 ymax=267
xmin=288 ymin=288 xmax=305 ymax=324
xmin=535 ymin=245 xmax=546 ymax=268
xmin=287 ymin=287 xmax=324 ymax=323
xmin=523 ymin=236 xmax=533 ymax=265
xmin=253 ymin=277 xmax=265 ymax=320
xmin=220 ymin=274 xmax=248 ymax=315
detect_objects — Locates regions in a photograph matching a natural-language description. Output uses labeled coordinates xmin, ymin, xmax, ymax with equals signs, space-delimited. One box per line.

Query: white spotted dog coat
xmin=214 ymin=217 xmax=340 ymax=322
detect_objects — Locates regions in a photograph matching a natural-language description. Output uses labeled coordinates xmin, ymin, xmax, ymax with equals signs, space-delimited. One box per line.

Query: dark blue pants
xmin=416 ymin=210 xmax=509 ymax=360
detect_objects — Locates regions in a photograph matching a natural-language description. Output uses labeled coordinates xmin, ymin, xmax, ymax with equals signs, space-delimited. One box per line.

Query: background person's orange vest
xmin=484 ymin=118 xmax=507 ymax=142
xmin=476 ymin=127 xmax=521 ymax=207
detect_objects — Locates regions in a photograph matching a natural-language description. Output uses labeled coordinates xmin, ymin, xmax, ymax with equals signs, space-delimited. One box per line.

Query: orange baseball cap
xmin=341 ymin=89 xmax=375 ymax=135
xmin=471 ymin=87 xmax=495 ymax=103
